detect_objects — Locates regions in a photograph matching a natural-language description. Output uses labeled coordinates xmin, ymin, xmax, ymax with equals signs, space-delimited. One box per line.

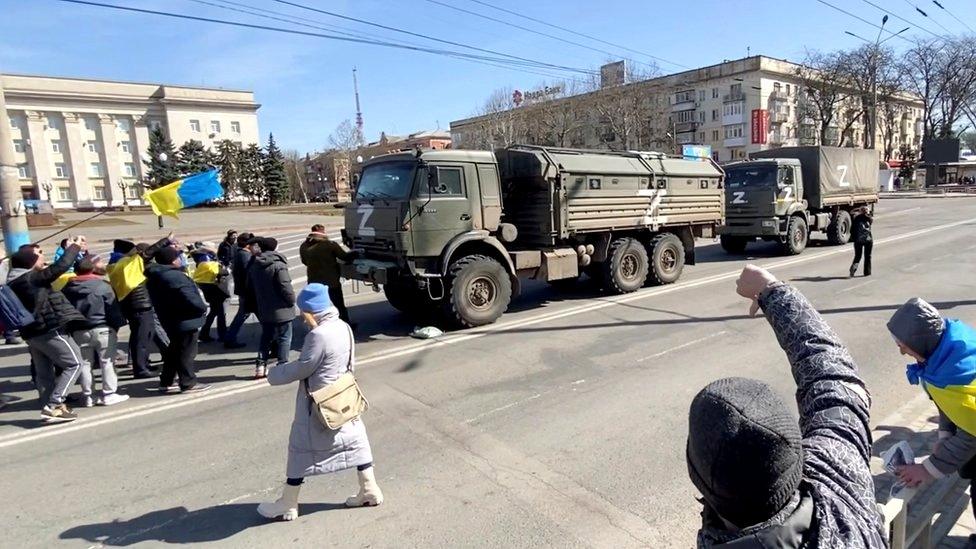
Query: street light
xmin=41 ymin=181 xmax=53 ymax=204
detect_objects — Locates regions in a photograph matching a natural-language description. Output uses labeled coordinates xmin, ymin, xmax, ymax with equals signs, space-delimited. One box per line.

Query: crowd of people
xmin=0 ymin=224 xmax=356 ymax=423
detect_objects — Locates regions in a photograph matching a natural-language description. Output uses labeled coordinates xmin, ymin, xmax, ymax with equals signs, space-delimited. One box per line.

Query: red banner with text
xmin=751 ymin=109 xmax=768 ymax=144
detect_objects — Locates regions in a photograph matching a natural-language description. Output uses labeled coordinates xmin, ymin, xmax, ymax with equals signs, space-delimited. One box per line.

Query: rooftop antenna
xmin=353 ymin=67 xmax=364 ymax=147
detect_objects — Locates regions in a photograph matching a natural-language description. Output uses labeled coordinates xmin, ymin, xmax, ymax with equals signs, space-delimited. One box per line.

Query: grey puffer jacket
xmin=62 ymin=275 xmax=126 ymax=330
xmin=697 ymin=283 xmax=886 ymax=548
xmin=247 ymin=251 xmax=296 ymax=324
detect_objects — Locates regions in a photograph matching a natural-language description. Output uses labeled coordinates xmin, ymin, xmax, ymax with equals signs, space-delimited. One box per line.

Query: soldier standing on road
xmin=299 ymin=224 xmax=356 ymax=324
xmin=849 ymin=207 xmax=874 ymax=278
xmin=686 ymin=265 xmax=885 ymax=548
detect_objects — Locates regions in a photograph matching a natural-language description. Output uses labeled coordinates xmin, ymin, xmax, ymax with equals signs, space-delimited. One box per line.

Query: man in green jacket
xmin=299 ymin=224 xmax=356 ymax=323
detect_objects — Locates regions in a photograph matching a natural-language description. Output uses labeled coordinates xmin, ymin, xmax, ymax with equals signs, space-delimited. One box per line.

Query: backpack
xmin=0 ymin=284 xmax=35 ymax=330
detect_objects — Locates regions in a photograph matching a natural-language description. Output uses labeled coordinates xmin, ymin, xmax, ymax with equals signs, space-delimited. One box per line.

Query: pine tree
xmin=144 ymin=126 xmax=179 ymax=188
xmin=262 ymin=133 xmax=291 ymax=205
xmin=176 ymin=139 xmax=214 ymax=176
xmin=239 ymin=144 xmax=264 ymax=205
xmin=215 ymin=140 xmax=242 ymax=201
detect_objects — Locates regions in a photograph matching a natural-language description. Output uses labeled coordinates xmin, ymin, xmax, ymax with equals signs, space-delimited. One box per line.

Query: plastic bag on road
xmin=410 ymin=326 xmax=443 ymax=339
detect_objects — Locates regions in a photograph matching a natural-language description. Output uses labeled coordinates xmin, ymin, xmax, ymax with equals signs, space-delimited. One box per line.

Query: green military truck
xmin=718 ymin=146 xmax=879 ymax=255
xmin=341 ymin=145 xmax=724 ymax=327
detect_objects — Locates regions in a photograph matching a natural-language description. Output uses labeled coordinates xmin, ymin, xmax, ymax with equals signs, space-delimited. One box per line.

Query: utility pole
xmin=868 ymin=15 xmax=889 ymax=150
xmin=0 ymin=78 xmax=31 ymax=254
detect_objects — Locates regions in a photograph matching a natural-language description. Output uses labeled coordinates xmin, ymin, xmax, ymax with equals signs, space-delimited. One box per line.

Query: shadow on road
xmin=791 ymin=276 xmax=853 ymax=282
xmin=60 ymin=502 xmax=346 ymax=546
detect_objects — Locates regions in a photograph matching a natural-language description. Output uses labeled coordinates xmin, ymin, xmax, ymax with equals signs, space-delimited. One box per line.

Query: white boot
xmin=346 ymin=467 xmax=384 ymax=507
xmin=257 ymin=483 xmax=301 ymax=520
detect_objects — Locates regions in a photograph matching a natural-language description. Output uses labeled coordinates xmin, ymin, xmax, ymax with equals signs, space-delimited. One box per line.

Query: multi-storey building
xmin=3 ymin=73 xmax=260 ymax=209
xmin=451 ymin=56 xmax=924 ymax=162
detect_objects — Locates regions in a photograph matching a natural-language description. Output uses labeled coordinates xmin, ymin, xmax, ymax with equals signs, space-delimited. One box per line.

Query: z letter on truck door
xmin=357 ymin=204 xmax=376 ymax=237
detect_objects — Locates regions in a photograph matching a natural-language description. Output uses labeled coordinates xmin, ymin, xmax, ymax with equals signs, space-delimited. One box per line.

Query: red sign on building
xmin=751 ymin=109 xmax=769 ymax=144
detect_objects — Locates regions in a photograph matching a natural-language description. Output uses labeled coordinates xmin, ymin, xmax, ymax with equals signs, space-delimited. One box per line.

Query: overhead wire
xmin=899 ymin=0 xmax=954 ymax=35
xmin=855 ymin=0 xmax=943 ymax=38
xmin=930 ymin=0 xmax=975 ymax=33
xmin=815 ymin=0 xmax=916 ymax=43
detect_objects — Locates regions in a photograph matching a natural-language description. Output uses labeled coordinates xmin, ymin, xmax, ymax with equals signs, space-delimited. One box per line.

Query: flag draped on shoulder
xmin=108 ymin=254 xmax=146 ymax=301
xmin=145 ymin=169 xmax=223 ymax=218
xmin=911 ymin=320 xmax=976 ymax=436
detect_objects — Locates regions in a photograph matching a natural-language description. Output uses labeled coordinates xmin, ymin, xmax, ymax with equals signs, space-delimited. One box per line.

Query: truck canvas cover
xmin=749 ymin=146 xmax=878 ymax=209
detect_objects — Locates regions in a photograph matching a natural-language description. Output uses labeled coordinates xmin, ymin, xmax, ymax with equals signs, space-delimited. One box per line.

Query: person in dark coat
xmin=8 ymin=238 xmax=89 ymax=422
xmin=144 ymin=247 xmax=209 ymax=394
xmin=190 ymin=242 xmax=231 ymax=343
xmin=849 ymin=206 xmax=873 ymax=277
xmin=246 ymin=237 xmax=296 ymax=379
xmin=686 ymin=265 xmax=885 ymax=548
xmin=109 ymin=237 xmax=171 ymax=378
xmin=299 ymin=224 xmax=356 ymax=323
xmin=217 ymin=230 xmax=237 ymax=267
xmin=223 ymin=232 xmax=254 ymax=349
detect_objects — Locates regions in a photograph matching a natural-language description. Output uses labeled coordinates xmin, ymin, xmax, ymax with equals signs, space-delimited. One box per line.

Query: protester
xmin=299 ymin=224 xmax=356 ymax=324
xmin=190 ymin=242 xmax=231 ymax=343
xmin=223 ymin=232 xmax=254 ymax=349
xmin=247 ymin=237 xmax=296 ymax=379
xmin=258 ymin=283 xmax=382 ymax=521
xmin=888 ymin=298 xmax=976 ymax=533
xmin=109 ymin=238 xmax=170 ymax=379
xmin=686 ymin=264 xmax=885 ymax=547
xmin=62 ymin=257 xmax=129 ymax=407
xmin=217 ymin=230 xmax=237 ymax=267
xmin=144 ymin=247 xmax=209 ymax=393
xmin=849 ymin=206 xmax=874 ymax=278
xmin=8 ymin=237 xmax=89 ymax=422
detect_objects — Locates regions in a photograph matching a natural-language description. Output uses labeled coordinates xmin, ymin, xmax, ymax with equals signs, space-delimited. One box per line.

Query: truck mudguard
xmin=440 ymin=230 xmax=517 ymax=277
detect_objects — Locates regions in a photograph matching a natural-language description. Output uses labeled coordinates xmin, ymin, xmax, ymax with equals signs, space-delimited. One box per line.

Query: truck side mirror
xmin=352 ymin=173 xmax=360 ymax=187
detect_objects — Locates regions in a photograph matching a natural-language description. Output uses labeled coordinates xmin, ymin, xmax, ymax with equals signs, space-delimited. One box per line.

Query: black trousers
xmin=329 ymin=286 xmax=350 ymax=324
xmin=127 ymin=309 xmax=168 ymax=376
xmin=852 ymin=241 xmax=873 ymax=275
xmin=960 ymin=457 xmax=976 ymax=523
xmin=160 ymin=329 xmax=199 ymax=390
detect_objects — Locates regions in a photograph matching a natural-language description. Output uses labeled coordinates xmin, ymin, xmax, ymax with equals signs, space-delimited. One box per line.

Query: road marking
xmin=463 ymin=392 xmax=545 ymax=424
xmin=635 ymin=331 xmax=728 ymax=363
xmin=1 ymin=215 xmax=973 ymax=448
xmin=885 ymin=207 xmax=921 ymax=216
xmin=837 ymin=279 xmax=876 ymax=294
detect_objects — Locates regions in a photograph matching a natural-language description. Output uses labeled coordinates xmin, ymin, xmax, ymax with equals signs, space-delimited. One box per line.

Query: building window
xmin=46 ymin=115 xmax=59 ymax=129
xmin=774 ymin=82 xmax=782 ymax=92
xmin=698 ymin=90 xmax=705 ymax=102
xmin=87 ymin=141 xmax=98 ymax=153
xmin=698 ymin=131 xmax=705 ymax=141
xmin=123 ymin=162 xmax=136 ymax=177
xmin=57 ymin=187 xmax=72 ymax=202
xmin=712 ymin=130 xmax=720 ymax=141
xmin=116 ymin=118 xmax=131 ymax=132
xmin=712 ymin=109 xmax=718 ymax=121
xmin=699 ymin=111 xmax=705 ymax=123
xmin=190 ymin=120 xmax=200 ymax=132
xmin=731 ymin=83 xmax=742 ymax=94
xmin=84 ymin=117 xmax=97 ymax=131
xmin=674 ymin=90 xmax=695 ymax=104
xmin=149 ymin=120 xmax=162 ymax=132
xmin=54 ymin=163 xmax=69 ymax=178
xmin=120 ymin=140 xmax=131 ymax=153
xmin=786 ymin=84 xmax=791 ymax=95
xmin=52 ymin=140 xmax=62 ymax=153
xmin=126 ymin=184 xmax=142 ymax=199
xmin=210 ymin=120 xmax=221 ymax=133
xmin=18 ymin=164 xmax=30 ymax=179
xmin=93 ymin=186 xmax=106 ymax=200
xmin=712 ymin=88 xmax=719 ymax=99
xmin=725 ymin=124 xmax=745 ymax=139
xmin=14 ymin=139 xmax=25 ymax=153
xmin=89 ymin=163 xmax=103 ymax=177
xmin=231 ymin=121 xmax=241 ymax=133
xmin=8 ymin=118 xmax=16 ymax=129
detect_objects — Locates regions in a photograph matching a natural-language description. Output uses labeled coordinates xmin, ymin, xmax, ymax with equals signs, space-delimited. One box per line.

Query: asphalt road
xmin=1 ymin=197 xmax=975 ymax=548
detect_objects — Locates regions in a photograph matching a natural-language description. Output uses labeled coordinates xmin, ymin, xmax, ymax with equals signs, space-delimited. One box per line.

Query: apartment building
xmin=3 ymin=73 xmax=260 ymax=209
xmin=451 ymin=56 xmax=924 ymax=162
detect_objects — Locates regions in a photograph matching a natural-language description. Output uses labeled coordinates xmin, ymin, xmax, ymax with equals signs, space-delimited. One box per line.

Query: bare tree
xmin=282 ymin=149 xmax=310 ymax=203
xmin=796 ymin=50 xmax=853 ymax=146
xmin=328 ymin=119 xmax=361 ymax=153
xmin=900 ymin=36 xmax=976 ymax=139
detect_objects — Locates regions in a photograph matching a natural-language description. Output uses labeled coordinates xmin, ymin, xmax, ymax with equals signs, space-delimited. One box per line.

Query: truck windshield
xmin=725 ymin=165 xmax=777 ymax=187
xmin=355 ymin=162 xmax=416 ymax=201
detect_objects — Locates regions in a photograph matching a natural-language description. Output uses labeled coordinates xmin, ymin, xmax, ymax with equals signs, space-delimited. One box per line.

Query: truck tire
xmin=384 ymin=281 xmax=421 ymax=313
xmin=445 ymin=254 xmax=512 ymax=328
xmin=601 ymin=237 xmax=648 ymax=294
xmin=647 ymin=233 xmax=685 ymax=285
xmin=720 ymin=235 xmax=749 ymax=254
xmin=782 ymin=216 xmax=808 ymax=255
xmin=827 ymin=209 xmax=852 ymax=245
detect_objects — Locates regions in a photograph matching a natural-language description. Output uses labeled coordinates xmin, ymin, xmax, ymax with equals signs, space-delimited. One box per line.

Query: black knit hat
xmin=113 ymin=239 xmax=136 ymax=254
xmin=154 ymin=247 xmax=181 ymax=265
xmin=687 ymin=377 xmax=803 ymax=528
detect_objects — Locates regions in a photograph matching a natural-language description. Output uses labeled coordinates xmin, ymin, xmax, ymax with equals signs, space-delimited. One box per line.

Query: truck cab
xmin=720 ymin=159 xmax=807 ymax=253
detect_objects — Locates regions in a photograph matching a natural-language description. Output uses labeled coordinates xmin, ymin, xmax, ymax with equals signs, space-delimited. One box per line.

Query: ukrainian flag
xmin=913 ymin=320 xmax=976 ymax=436
xmin=145 ymin=169 xmax=223 ymax=218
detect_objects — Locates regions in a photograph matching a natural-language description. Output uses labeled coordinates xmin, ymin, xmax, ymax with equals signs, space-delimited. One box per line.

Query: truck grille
xmin=351 ymin=237 xmax=397 ymax=258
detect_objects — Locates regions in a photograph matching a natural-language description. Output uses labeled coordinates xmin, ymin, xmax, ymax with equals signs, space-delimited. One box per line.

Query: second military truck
xmin=341 ymin=145 xmax=724 ymax=328
xmin=719 ymin=146 xmax=878 ymax=255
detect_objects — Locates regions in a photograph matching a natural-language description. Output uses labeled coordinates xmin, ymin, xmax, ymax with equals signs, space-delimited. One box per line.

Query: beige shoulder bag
xmin=305 ymin=326 xmax=368 ymax=430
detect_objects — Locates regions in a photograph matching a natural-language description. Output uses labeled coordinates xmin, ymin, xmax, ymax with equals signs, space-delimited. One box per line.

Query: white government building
xmin=3 ymin=73 xmax=260 ymax=209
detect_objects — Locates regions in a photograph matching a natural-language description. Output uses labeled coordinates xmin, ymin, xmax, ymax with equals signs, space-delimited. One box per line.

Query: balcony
xmin=723 ymin=91 xmax=745 ymax=103
xmin=769 ymin=132 xmax=797 ymax=147
xmin=672 ymin=91 xmax=696 ymax=110
xmin=769 ymin=111 xmax=788 ymax=125
xmin=724 ymin=136 xmax=746 ymax=148
xmin=722 ymin=112 xmax=744 ymax=126
xmin=770 ymin=90 xmax=789 ymax=102
xmin=673 ymin=121 xmax=699 ymax=133
xmin=676 ymin=133 xmax=697 ymax=145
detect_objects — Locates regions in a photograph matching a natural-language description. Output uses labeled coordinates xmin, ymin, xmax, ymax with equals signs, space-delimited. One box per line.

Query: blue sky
xmin=3 ymin=0 xmax=975 ymax=153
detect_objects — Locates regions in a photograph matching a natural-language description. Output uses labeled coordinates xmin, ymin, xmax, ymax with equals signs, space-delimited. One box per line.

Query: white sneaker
xmin=81 ymin=395 xmax=94 ymax=408
xmin=100 ymin=393 xmax=130 ymax=406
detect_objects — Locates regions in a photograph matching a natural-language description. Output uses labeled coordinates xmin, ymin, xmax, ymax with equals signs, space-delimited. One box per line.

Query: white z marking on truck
xmin=779 ymin=186 xmax=793 ymax=202
xmin=357 ymin=204 xmax=376 ymax=237
xmin=838 ymin=164 xmax=850 ymax=187
xmin=732 ymin=191 xmax=747 ymax=204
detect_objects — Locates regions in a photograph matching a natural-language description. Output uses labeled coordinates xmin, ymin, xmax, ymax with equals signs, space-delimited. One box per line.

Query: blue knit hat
xmin=297 ymin=283 xmax=332 ymax=313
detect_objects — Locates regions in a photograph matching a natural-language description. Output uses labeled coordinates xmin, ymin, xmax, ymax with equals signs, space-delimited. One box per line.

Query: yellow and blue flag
xmin=145 ymin=169 xmax=223 ymax=218
xmin=909 ymin=320 xmax=976 ymax=436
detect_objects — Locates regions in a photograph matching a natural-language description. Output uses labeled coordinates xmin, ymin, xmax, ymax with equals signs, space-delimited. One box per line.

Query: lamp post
xmin=41 ymin=181 xmax=53 ymax=204
xmin=117 ymin=179 xmax=129 ymax=211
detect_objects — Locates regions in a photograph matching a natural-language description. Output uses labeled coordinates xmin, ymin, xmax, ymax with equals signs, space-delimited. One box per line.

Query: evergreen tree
xmin=176 ymin=139 xmax=214 ymax=176
xmin=239 ymin=144 xmax=265 ymax=205
xmin=215 ymin=140 xmax=242 ymax=201
xmin=144 ymin=125 xmax=179 ymax=188
xmin=262 ymin=133 xmax=291 ymax=205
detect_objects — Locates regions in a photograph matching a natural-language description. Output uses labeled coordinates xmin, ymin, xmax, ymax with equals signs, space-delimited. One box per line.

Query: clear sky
xmin=3 ymin=0 xmax=975 ymax=153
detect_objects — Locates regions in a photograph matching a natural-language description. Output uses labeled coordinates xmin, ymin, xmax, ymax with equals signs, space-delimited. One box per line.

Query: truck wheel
xmin=647 ymin=233 xmax=685 ymax=285
xmin=720 ymin=235 xmax=749 ymax=254
xmin=446 ymin=254 xmax=512 ymax=328
xmin=827 ymin=209 xmax=852 ymax=245
xmin=782 ymin=216 xmax=808 ymax=255
xmin=384 ymin=281 xmax=420 ymax=313
xmin=601 ymin=237 xmax=648 ymax=294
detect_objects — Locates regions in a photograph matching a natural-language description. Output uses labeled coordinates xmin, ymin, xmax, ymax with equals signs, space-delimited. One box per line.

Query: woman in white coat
xmin=258 ymin=283 xmax=383 ymax=521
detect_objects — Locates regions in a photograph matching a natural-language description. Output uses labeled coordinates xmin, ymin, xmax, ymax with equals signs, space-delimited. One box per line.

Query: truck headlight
xmin=762 ymin=220 xmax=775 ymax=228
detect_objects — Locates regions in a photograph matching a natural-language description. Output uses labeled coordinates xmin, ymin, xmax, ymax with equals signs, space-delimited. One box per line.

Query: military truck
xmin=341 ymin=145 xmax=724 ymax=328
xmin=718 ymin=146 xmax=879 ymax=255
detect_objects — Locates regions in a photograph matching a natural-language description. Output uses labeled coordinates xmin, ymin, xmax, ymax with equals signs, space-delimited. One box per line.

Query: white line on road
xmin=635 ymin=331 xmax=728 ymax=363
xmin=837 ymin=279 xmax=876 ymax=294
xmin=463 ymin=392 xmax=545 ymax=424
xmin=2 ymin=215 xmax=974 ymax=448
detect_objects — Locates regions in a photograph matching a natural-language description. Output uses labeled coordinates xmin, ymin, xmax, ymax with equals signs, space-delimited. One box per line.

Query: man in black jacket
xmin=110 ymin=238 xmax=171 ymax=379
xmin=217 ymin=230 xmax=237 ymax=267
xmin=8 ymin=237 xmax=89 ymax=422
xmin=223 ymin=232 xmax=253 ymax=349
xmin=686 ymin=265 xmax=885 ymax=548
xmin=144 ymin=247 xmax=209 ymax=393
xmin=246 ymin=237 xmax=295 ymax=379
